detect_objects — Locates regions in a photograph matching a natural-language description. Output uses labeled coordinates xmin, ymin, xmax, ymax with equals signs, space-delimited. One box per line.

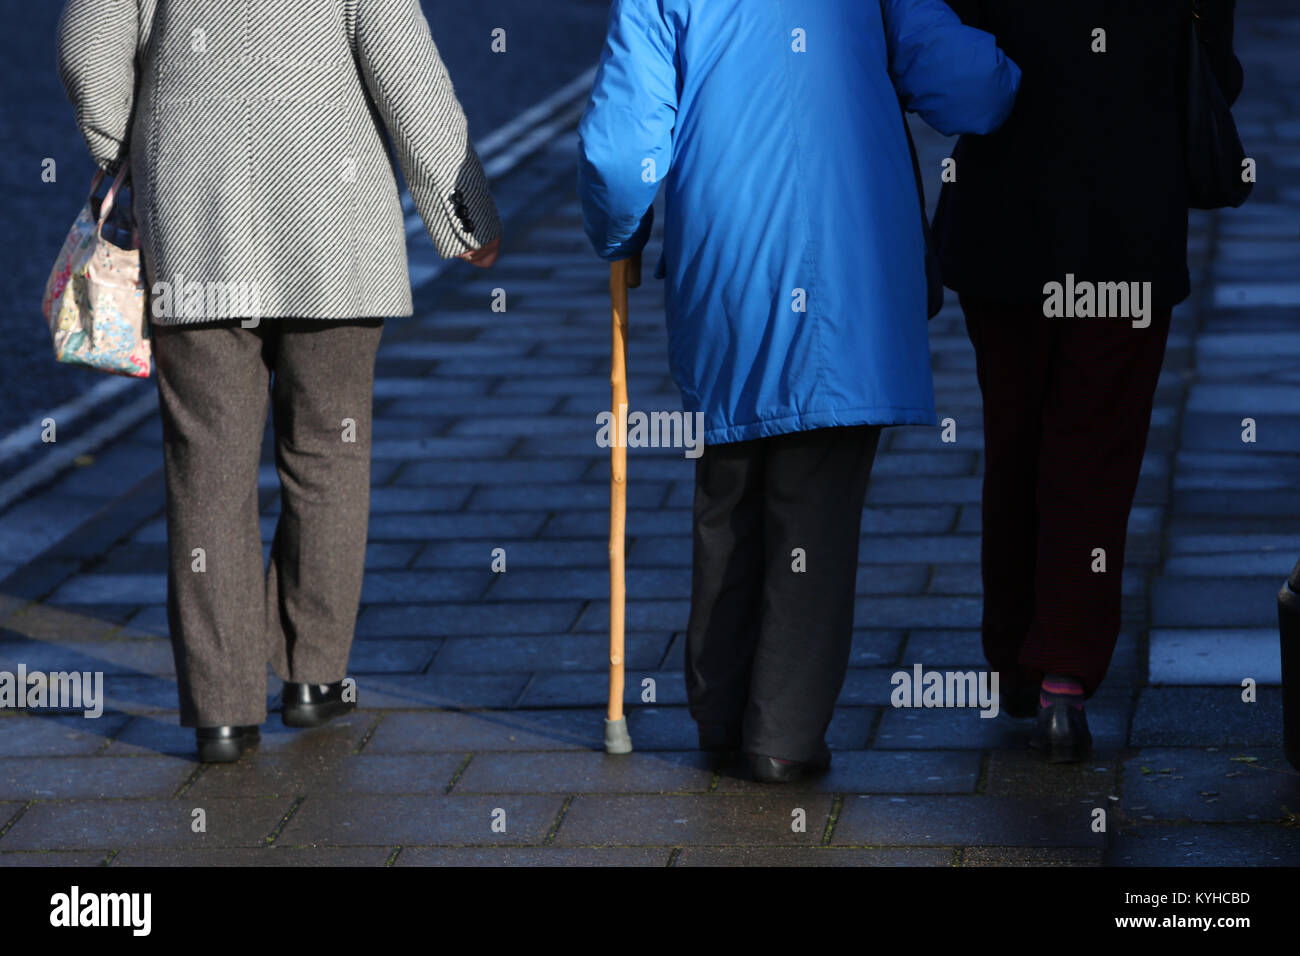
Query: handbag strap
xmin=91 ymin=161 xmax=140 ymax=249
xmin=97 ymin=163 xmax=131 ymax=226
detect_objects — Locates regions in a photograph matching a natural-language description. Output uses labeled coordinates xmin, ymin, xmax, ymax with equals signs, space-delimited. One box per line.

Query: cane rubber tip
xmin=604 ymin=717 xmax=633 ymax=754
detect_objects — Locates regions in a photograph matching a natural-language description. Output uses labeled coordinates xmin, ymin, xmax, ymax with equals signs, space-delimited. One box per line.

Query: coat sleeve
xmin=354 ymin=0 xmax=501 ymax=257
xmin=577 ymin=0 xmax=678 ymax=262
xmin=56 ymin=0 xmax=138 ymax=174
xmin=881 ymin=0 xmax=1021 ymax=136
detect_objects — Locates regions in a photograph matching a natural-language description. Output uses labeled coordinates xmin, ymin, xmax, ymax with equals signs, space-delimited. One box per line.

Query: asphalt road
xmin=0 ymin=0 xmax=611 ymax=440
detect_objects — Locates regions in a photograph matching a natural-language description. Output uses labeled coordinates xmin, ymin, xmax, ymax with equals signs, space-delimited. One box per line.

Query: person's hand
xmin=457 ymin=236 xmax=501 ymax=268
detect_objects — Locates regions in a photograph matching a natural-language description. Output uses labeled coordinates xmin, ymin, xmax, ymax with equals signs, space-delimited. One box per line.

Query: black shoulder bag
xmin=1186 ymin=0 xmax=1252 ymax=209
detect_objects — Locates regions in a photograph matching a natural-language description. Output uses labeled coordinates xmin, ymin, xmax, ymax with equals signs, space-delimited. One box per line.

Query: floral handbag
xmin=41 ymin=163 xmax=151 ymax=378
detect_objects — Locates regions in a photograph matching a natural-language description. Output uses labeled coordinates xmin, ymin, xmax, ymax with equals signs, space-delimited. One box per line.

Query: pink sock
xmin=1039 ymin=674 xmax=1085 ymax=710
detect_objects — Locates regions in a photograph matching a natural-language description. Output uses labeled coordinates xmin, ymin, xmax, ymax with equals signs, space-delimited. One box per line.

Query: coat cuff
xmin=413 ymin=145 xmax=502 ymax=257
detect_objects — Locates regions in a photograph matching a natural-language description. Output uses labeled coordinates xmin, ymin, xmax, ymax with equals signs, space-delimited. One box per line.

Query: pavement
xmin=1 ymin=0 xmax=1299 ymax=867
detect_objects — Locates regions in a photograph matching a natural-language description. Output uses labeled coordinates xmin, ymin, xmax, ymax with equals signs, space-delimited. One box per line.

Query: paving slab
xmin=0 ymin=637 xmax=175 ymax=676
xmin=675 ymin=847 xmax=954 ymax=866
xmin=1131 ymin=688 xmax=1285 ymax=748
xmin=109 ymin=846 xmax=394 ymax=866
xmin=515 ymin=670 xmax=687 ymax=708
xmin=1119 ymin=748 xmax=1300 ymax=823
xmin=960 ymin=847 xmax=1105 ymax=866
xmin=0 ymin=756 xmax=193 ymax=801
xmin=186 ymin=753 xmax=467 ymax=799
xmin=0 ymin=851 xmax=109 ymax=866
xmin=556 ymin=794 xmax=834 ymax=846
xmin=451 ymin=751 xmax=716 ymax=794
xmin=984 ymin=750 xmax=1119 ymax=801
xmin=104 ymin=712 xmax=373 ymax=758
xmin=354 ymin=673 xmax=527 ymax=709
xmin=1108 ymin=824 xmax=1300 ymax=866
xmin=712 ymin=750 xmax=982 ymax=795
xmin=0 ymin=714 xmax=128 ymax=757
xmin=1148 ymin=629 xmax=1283 ymax=684
xmin=0 ymin=797 xmax=296 ymax=851
xmin=873 ymin=707 xmax=1125 ymax=752
xmin=395 ymin=846 xmax=671 ymax=866
xmin=1150 ymin=577 xmax=1281 ymax=627
xmin=365 ymin=710 xmax=595 ymax=754
xmin=356 ymin=601 xmax=583 ymax=638
xmin=833 ymin=795 xmax=1106 ymax=848
xmin=430 ymin=632 xmax=671 ymax=673
xmin=276 ymin=794 xmax=565 ymax=847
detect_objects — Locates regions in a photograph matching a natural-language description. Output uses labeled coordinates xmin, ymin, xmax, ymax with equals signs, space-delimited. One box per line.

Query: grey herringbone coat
xmin=56 ymin=0 xmax=501 ymax=323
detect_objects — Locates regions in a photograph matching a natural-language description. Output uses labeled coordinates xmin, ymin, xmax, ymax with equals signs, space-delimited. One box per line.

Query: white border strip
xmin=0 ymin=376 xmax=136 ymax=461
xmin=483 ymin=98 xmax=586 ymax=180
xmin=476 ymin=66 xmax=596 ymax=160
xmin=0 ymin=389 xmax=158 ymax=515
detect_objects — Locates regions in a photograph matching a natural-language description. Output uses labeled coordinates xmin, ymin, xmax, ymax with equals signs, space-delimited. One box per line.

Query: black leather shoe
xmin=1002 ymin=685 xmax=1039 ymax=720
xmin=281 ymin=681 xmax=355 ymax=728
xmin=1030 ymin=702 xmax=1093 ymax=763
xmin=195 ymin=725 xmax=260 ymax=763
xmin=697 ymin=720 xmax=742 ymax=753
xmin=748 ymin=744 xmax=832 ymax=784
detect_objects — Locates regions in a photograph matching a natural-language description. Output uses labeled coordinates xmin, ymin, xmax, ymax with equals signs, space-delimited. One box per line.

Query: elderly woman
xmin=578 ymin=0 xmax=1019 ymax=782
xmin=933 ymin=0 xmax=1244 ymax=761
xmin=56 ymin=0 xmax=501 ymax=762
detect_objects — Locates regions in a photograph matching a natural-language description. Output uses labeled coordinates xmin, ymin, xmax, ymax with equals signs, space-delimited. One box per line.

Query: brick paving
xmin=2 ymin=0 xmax=1300 ymax=866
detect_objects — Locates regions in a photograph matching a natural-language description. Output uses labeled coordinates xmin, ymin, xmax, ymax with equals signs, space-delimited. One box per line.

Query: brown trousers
xmin=961 ymin=294 xmax=1172 ymax=696
xmin=152 ymin=318 xmax=383 ymax=727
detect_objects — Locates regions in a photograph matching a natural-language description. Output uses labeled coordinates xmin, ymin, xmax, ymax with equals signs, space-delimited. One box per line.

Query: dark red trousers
xmin=961 ymin=294 xmax=1173 ymax=696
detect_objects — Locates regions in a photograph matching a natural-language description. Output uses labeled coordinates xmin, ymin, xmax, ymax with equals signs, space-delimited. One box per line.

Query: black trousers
xmin=685 ymin=424 xmax=882 ymax=762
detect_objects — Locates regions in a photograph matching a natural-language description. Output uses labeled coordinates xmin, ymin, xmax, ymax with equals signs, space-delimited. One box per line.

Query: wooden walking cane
xmin=605 ymin=253 xmax=641 ymax=755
